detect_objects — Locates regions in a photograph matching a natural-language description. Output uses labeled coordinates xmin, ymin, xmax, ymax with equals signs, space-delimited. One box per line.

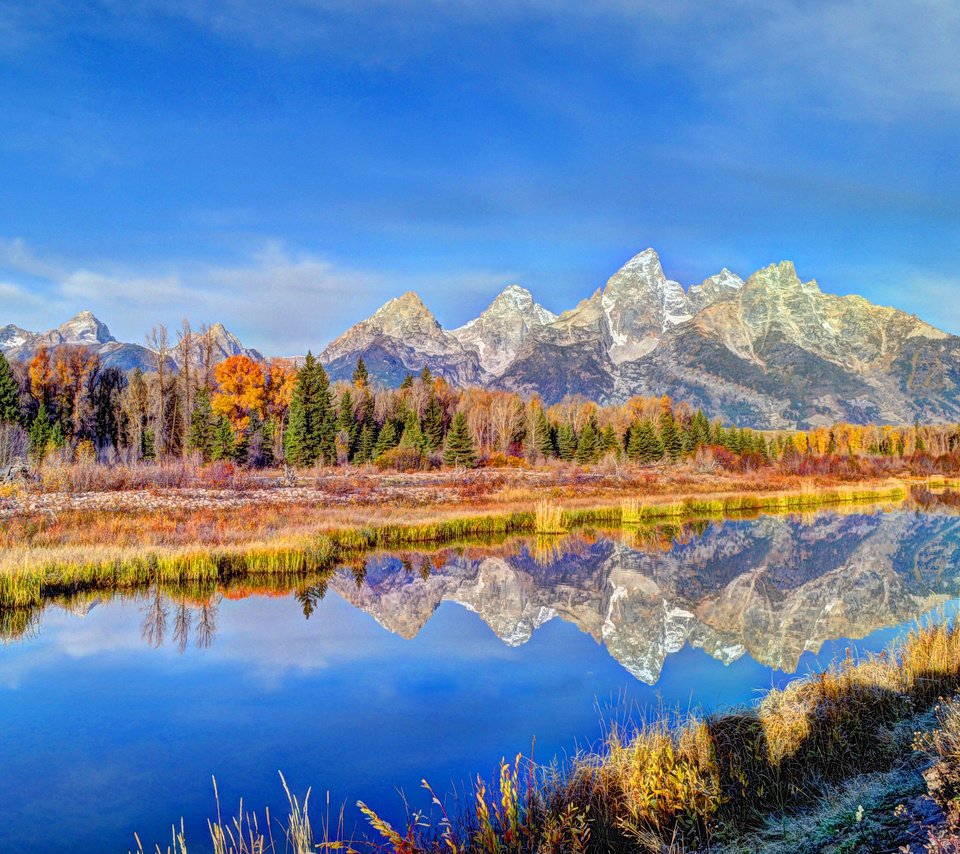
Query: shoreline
xmin=0 ymin=476 xmax=920 ymax=611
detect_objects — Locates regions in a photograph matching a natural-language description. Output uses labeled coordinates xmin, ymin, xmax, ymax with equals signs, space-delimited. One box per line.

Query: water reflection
xmin=11 ymin=506 xmax=960 ymax=685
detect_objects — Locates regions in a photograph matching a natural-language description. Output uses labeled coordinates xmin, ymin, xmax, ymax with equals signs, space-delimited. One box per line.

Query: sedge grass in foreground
xmin=0 ymin=481 xmax=910 ymax=611
xmin=131 ymin=617 xmax=960 ymax=853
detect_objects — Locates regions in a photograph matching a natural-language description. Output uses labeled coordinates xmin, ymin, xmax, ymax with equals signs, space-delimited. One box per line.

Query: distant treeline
xmin=1 ymin=336 xmax=959 ymax=471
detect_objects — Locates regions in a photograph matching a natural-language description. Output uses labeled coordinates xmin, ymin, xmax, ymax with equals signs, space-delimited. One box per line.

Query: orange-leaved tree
xmin=212 ymin=355 xmax=266 ymax=434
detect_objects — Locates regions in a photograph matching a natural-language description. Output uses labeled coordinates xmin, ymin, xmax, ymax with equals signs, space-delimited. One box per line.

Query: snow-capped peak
xmin=57 ymin=310 xmax=116 ymax=345
xmin=0 ymin=324 xmax=33 ymax=350
xmin=450 ymin=285 xmax=557 ymax=376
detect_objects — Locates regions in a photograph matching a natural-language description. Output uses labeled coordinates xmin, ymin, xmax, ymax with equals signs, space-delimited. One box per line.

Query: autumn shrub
xmin=484 ymin=452 xmax=530 ymax=469
xmin=198 ymin=461 xmax=240 ymax=489
xmin=374 ymin=446 xmax=429 ymax=472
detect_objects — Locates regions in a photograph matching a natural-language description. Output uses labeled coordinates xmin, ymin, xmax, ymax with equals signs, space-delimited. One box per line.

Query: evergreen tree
xmin=211 ymin=416 xmax=236 ymax=461
xmin=600 ymin=424 xmax=619 ymax=455
xmin=141 ymin=428 xmax=156 ymax=461
xmin=659 ymin=411 xmax=683 ymax=461
xmin=283 ymin=353 xmax=337 ymax=467
xmin=372 ymin=420 xmax=399 ymax=459
xmin=399 ymin=411 xmax=427 ymax=452
xmin=443 ymin=411 xmax=478 ymax=468
xmin=575 ymin=418 xmax=601 ymax=464
xmin=556 ymin=423 xmax=577 ymax=461
xmin=352 ymin=357 xmax=369 ymax=390
xmin=354 ymin=423 xmax=376 ymax=463
xmin=534 ymin=409 xmax=555 ymax=457
xmin=422 ymin=395 xmax=445 ymax=450
xmin=419 ymin=366 xmax=433 ymax=386
xmin=0 ymin=351 xmax=20 ymax=425
xmin=685 ymin=409 xmax=710 ymax=453
xmin=400 ymin=373 xmax=414 ymax=390
xmin=627 ymin=419 xmax=664 ymax=463
xmin=48 ymin=422 xmax=65 ymax=453
xmin=28 ymin=403 xmax=52 ymax=459
xmin=187 ymin=388 xmax=216 ymax=462
xmin=338 ymin=389 xmax=357 ymax=448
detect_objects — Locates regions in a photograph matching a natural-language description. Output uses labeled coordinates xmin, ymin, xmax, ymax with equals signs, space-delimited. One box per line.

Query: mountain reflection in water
xmin=45 ymin=507 xmax=960 ymax=685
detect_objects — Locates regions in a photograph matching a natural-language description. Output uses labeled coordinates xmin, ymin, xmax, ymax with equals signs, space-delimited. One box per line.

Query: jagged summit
xmin=5 ymin=247 xmax=957 ymax=428
xmin=51 ymin=310 xmax=116 ymax=346
xmin=451 ymin=285 xmax=557 ymax=375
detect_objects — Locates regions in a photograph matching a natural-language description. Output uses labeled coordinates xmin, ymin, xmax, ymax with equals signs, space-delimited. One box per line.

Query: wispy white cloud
xmin=0 ymin=237 xmax=519 ymax=354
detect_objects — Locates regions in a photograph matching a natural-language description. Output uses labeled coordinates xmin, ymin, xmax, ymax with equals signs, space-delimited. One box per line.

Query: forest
xmin=2 ymin=327 xmax=960 ymax=478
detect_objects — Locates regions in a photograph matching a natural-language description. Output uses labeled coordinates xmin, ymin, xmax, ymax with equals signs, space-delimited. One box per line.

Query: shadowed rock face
xmin=328 ymin=510 xmax=960 ymax=684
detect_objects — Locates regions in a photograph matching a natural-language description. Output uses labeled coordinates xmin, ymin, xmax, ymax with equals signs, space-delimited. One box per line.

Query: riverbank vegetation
xmin=0 ymin=479 xmax=912 ymax=611
xmin=126 ymin=618 xmax=960 ymax=853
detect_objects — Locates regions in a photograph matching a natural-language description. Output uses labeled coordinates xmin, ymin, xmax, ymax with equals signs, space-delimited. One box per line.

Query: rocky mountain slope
xmin=323 ymin=249 xmax=960 ymax=427
xmin=328 ymin=510 xmax=960 ymax=683
xmin=0 ymin=311 xmax=259 ymax=374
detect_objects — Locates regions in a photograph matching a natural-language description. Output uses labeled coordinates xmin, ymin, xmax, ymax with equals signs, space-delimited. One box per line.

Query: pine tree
xmin=141 ymin=428 xmax=156 ymax=461
xmin=28 ymin=403 xmax=52 ymax=460
xmin=187 ymin=388 xmax=216 ymax=462
xmin=372 ymin=420 xmax=399 ymax=459
xmin=313 ymin=362 xmax=337 ymax=465
xmin=443 ymin=411 xmax=478 ymax=468
xmin=352 ymin=357 xmax=369 ymax=390
xmin=211 ymin=416 xmax=236 ymax=461
xmin=534 ymin=409 xmax=555 ymax=457
xmin=685 ymin=409 xmax=710 ymax=453
xmin=659 ymin=411 xmax=683 ymax=461
xmin=338 ymin=389 xmax=356 ymax=447
xmin=283 ymin=353 xmax=337 ymax=467
xmin=600 ymin=424 xmax=618 ymax=455
xmin=399 ymin=411 xmax=427 ymax=452
xmin=422 ymin=396 xmax=445 ymax=450
xmin=354 ymin=423 xmax=376 ymax=463
xmin=575 ymin=418 xmax=601 ymax=464
xmin=627 ymin=419 xmax=663 ymax=463
xmin=419 ymin=366 xmax=433 ymax=386
xmin=556 ymin=423 xmax=577 ymax=461
xmin=400 ymin=373 xmax=414 ymax=390
xmin=0 ymin=351 xmax=20 ymax=424
xmin=48 ymin=422 xmax=65 ymax=453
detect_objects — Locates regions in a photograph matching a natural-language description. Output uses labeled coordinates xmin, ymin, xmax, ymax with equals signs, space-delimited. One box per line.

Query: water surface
xmin=2 ymin=507 xmax=959 ymax=853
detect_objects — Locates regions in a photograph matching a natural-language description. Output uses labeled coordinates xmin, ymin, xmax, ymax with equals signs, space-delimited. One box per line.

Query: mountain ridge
xmin=321 ymin=248 xmax=960 ymax=428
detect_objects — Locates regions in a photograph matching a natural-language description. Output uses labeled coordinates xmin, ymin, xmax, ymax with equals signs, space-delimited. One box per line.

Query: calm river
xmin=2 ymin=507 xmax=959 ymax=852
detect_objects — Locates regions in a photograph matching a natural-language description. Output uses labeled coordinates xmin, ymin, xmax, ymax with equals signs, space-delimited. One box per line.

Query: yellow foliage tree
xmin=212 ymin=355 xmax=266 ymax=434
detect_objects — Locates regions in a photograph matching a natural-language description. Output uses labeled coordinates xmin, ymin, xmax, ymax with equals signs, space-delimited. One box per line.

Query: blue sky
xmin=1 ymin=0 xmax=959 ymax=354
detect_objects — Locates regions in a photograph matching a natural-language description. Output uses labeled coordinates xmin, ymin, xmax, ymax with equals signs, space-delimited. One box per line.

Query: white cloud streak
xmin=0 ymin=237 xmax=518 ymax=355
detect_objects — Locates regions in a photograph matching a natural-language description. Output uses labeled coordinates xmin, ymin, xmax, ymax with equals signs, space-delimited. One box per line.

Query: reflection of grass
xmin=0 ymin=482 xmax=911 ymax=612
xmin=130 ymin=618 xmax=960 ymax=853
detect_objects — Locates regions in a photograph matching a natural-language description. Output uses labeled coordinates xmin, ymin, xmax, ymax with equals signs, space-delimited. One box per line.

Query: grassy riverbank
xmin=0 ymin=480 xmax=910 ymax=610
xmin=130 ymin=617 xmax=960 ymax=853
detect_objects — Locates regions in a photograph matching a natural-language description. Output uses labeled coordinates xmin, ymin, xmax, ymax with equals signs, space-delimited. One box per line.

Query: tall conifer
xmin=0 ymin=351 xmax=20 ymax=424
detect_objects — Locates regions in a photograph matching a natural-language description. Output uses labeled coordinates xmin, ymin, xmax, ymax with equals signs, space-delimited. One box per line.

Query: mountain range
xmin=0 ymin=311 xmax=262 ymax=373
xmin=4 ymin=248 xmax=960 ymax=428
xmin=323 ymin=249 xmax=960 ymax=428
